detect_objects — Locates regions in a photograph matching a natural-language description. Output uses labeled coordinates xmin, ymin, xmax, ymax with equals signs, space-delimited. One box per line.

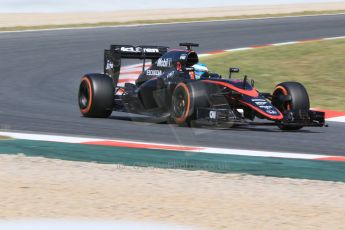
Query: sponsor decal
xmin=146 ymin=69 xmax=162 ymax=76
xmin=266 ymin=110 xmax=278 ymax=115
xmin=259 ymin=105 xmax=273 ymax=110
xmin=120 ymin=47 xmax=159 ymax=53
xmin=105 ymin=60 xmax=114 ymax=70
xmin=252 ymin=98 xmax=266 ymax=102
xmin=209 ymin=111 xmax=217 ymax=119
xmin=167 ymin=71 xmax=175 ymax=78
xmin=255 ymin=101 xmax=267 ymax=106
xmin=157 ymin=58 xmax=172 ymax=67
xmin=180 ymin=54 xmax=187 ymax=60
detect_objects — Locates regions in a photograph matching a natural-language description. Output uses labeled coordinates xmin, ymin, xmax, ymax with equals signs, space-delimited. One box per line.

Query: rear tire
xmin=78 ymin=74 xmax=114 ymax=118
xmin=272 ymin=81 xmax=310 ymax=130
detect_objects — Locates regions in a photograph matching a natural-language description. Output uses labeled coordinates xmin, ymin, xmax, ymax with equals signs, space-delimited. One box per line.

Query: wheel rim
xmin=273 ymin=86 xmax=303 ymax=130
xmin=79 ymin=78 xmax=91 ymax=112
xmin=173 ymin=88 xmax=187 ymax=118
xmin=273 ymin=86 xmax=291 ymax=112
xmin=172 ymin=82 xmax=192 ymax=125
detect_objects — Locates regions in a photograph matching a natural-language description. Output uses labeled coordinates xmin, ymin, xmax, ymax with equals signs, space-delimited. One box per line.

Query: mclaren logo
xmin=120 ymin=47 xmax=159 ymax=53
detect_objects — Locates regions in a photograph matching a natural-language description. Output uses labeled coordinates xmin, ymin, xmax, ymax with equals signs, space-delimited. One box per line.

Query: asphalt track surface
xmin=1 ymin=14 xmax=345 ymax=155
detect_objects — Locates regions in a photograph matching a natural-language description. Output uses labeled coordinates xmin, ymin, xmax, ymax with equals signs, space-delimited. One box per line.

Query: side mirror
xmin=229 ymin=67 xmax=240 ymax=78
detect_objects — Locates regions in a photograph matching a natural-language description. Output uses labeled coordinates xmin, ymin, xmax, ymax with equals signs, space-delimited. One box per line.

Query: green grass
xmin=200 ymin=39 xmax=345 ymax=111
xmin=1 ymin=10 xmax=344 ymax=31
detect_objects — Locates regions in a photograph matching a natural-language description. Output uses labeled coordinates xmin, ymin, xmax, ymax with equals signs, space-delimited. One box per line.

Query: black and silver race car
xmin=78 ymin=43 xmax=325 ymax=130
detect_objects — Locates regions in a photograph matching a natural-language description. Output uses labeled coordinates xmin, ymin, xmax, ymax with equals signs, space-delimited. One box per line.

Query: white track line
xmin=327 ymin=116 xmax=345 ymax=122
xmin=1 ymin=131 xmax=344 ymax=162
xmin=224 ymin=47 xmax=254 ymax=51
xmin=272 ymin=41 xmax=299 ymax=46
xmin=203 ymin=36 xmax=345 ymax=55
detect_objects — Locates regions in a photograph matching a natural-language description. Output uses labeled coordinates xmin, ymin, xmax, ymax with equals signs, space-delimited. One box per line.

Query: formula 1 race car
xmin=78 ymin=43 xmax=325 ymax=130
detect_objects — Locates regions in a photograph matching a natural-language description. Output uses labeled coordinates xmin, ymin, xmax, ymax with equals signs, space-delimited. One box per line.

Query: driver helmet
xmin=193 ymin=63 xmax=209 ymax=79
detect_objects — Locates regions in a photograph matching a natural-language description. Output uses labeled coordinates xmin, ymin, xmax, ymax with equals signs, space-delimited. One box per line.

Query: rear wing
xmin=109 ymin=45 xmax=168 ymax=59
xmin=104 ymin=45 xmax=169 ymax=86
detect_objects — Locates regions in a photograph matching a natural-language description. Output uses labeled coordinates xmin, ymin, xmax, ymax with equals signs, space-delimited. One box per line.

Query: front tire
xmin=78 ymin=74 xmax=114 ymax=118
xmin=171 ymin=81 xmax=209 ymax=126
xmin=272 ymin=81 xmax=310 ymax=130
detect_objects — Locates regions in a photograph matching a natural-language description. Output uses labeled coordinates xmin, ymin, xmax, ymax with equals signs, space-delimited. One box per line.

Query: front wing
xmin=195 ymin=107 xmax=325 ymax=127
